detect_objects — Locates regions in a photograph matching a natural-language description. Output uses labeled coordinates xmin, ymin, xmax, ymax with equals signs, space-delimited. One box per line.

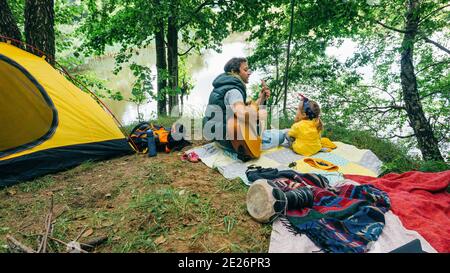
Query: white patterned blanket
xmin=187 ymin=141 xmax=382 ymax=185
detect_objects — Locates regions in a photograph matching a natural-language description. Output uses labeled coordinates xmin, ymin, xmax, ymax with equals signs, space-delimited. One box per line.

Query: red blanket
xmin=345 ymin=171 xmax=450 ymax=253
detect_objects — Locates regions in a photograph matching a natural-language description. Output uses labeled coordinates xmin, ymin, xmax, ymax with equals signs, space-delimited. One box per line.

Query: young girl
xmin=287 ymin=97 xmax=324 ymax=156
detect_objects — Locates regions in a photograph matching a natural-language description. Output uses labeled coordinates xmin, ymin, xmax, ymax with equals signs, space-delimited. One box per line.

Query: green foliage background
xmin=5 ymin=0 xmax=449 ymax=172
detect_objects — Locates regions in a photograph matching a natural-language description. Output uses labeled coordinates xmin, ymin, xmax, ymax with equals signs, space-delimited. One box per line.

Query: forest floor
xmin=0 ymin=140 xmax=271 ymax=253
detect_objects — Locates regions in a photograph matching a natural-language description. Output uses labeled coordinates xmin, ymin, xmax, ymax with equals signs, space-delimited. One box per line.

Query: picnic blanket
xmin=270 ymin=210 xmax=437 ymax=253
xmin=187 ymin=141 xmax=382 ymax=185
xmin=188 ymin=141 xmax=441 ymax=252
xmin=345 ymin=171 xmax=450 ymax=253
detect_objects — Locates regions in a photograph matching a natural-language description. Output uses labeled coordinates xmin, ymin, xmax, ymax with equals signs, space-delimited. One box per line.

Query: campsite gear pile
xmin=0 ymin=40 xmax=134 ymax=186
xmin=128 ymin=122 xmax=191 ymax=155
xmin=246 ymin=167 xmax=391 ymax=253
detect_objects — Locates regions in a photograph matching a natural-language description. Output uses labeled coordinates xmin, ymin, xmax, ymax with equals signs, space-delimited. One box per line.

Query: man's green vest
xmin=204 ymin=73 xmax=247 ymax=142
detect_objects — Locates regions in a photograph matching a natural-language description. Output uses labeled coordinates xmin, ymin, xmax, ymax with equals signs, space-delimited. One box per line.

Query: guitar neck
xmin=261 ymin=92 xmax=267 ymax=106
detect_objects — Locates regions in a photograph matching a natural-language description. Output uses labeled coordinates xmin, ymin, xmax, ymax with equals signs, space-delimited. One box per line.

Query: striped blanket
xmin=285 ymin=183 xmax=391 ymax=253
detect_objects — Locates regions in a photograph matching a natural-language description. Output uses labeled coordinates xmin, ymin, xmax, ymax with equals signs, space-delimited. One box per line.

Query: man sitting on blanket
xmin=203 ymin=57 xmax=285 ymax=161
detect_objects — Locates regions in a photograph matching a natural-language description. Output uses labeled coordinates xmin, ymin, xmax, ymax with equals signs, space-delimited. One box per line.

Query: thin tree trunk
xmin=154 ymin=0 xmax=167 ymax=117
xmin=167 ymin=0 xmax=179 ymax=116
xmin=283 ymin=0 xmax=295 ymax=118
xmin=25 ymin=0 xmax=55 ymax=65
xmin=400 ymin=0 xmax=443 ymax=161
xmin=0 ymin=0 xmax=22 ymax=42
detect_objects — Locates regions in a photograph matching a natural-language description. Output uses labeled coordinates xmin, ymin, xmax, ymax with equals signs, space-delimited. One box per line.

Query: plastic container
xmin=147 ymin=130 xmax=157 ymax=157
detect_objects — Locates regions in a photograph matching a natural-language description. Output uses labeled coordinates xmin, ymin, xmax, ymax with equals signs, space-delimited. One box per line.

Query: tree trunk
xmin=24 ymin=0 xmax=55 ymax=65
xmin=167 ymin=0 xmax=179 ymax=116
xmin=154 ymin=0 xmax=167 ymax=117
xmin=282 ymin=0 xmax=295 ymax=118
xmin=400 ymin=0 xmax=443 ymax=161
xmin=0 ymin=0 xmax=22 ymax=42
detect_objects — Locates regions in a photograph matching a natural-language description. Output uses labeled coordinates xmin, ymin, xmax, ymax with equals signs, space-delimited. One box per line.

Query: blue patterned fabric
xmin=285 ymin=183 xmax=391 ymax=253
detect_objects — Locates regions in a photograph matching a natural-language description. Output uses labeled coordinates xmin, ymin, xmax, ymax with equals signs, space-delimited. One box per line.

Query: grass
xmin=16 ymin=176 xmax=56 ymax=193
xmin=0 ymin=141 xmax=270 ymax=253
xmin=217 ymin=177 xmax=247 ymax=193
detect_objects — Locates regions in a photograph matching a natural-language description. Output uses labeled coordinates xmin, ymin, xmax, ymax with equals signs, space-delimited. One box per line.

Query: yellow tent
xmin=0 ymin=42 xmax=134 ymax=187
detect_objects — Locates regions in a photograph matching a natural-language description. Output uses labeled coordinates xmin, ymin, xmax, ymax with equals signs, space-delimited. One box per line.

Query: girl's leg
xmin=261 ymin=129 xmax=287 ymax=150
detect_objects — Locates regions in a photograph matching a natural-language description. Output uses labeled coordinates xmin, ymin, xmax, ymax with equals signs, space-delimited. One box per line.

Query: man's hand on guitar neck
xmin=228 ymin=79 xmax=270 ymax=135
xmin=255 ymin=79 xmax=270 ymax=106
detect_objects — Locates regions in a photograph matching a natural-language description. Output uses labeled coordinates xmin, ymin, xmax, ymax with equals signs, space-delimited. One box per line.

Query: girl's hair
xmin=305 ymin=100 xmax=323 ymax=131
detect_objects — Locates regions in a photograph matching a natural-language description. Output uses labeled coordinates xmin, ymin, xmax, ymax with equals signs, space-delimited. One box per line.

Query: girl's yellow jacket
xmin=288 ymin=119 xmax=322 ymax=156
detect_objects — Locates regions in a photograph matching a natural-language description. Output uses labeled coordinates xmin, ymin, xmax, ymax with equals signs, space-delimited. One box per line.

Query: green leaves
xmin=71 ymin=73 xmax=123 ymax=102
xmin=129 ymin=63 xmax=154 ymax=105
xmin=246 ymin=0 xmax=449 ymax=159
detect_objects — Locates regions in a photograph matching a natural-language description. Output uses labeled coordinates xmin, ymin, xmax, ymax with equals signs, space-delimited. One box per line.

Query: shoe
xmin=246 ymin=179 xmax=287 ymax=223
xmin=180 ymin=151 xmax=200 ymax=163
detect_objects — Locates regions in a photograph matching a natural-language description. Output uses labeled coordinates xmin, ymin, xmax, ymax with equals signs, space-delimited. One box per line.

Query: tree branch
xmin=418 ymin=4 xmax=450 ymax=24
xmin=6 ymin=235 xmax=36 ymax=253
xmin=416 ymin=60 xmax=450 ymax=75
xmin=432 ymin=120 xmax=449 ymax=143
xmin=37 ymin=195 xmax=53 ymax=253
xmin=375 ymin=20 xmax=408 ymax=34
xmin=178 ymin=44 xmax=195 ymax=56
xmin=363 ymin=105 xmax=406 ymax=114
xmin=178 ymin=0 xmax=215 ymax=29
xmin=420 ymin=91 xmax=445 ymax=100
xmin=361 ymin=120 xmax=415 ymax=140
xmin=380 ymin=133 xmax=416 ymax=139
xmin=357 ymin=85 xmax=398 ymax=105
xmin=422 ymin=37 xmax=450 ymax=55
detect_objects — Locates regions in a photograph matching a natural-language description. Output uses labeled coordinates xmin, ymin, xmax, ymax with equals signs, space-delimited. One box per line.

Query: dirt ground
xmin=0 ymin=141 xmax=272 ymax=253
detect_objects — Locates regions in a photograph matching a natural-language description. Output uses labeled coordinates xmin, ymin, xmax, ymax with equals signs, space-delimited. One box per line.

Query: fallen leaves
xmin=81 ymin=228 xmax=94 ymax=238
xmin=6 ymin=189 xmax=16 ymax=196
xmin=154 ymin=235 xmax=166 ymax=245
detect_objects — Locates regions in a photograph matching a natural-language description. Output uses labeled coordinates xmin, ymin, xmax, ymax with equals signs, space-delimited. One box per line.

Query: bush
xmin=417 ymin=160 xmax=450 ymax=173
xmin=322 ymin=122 xmax=449 ymax=175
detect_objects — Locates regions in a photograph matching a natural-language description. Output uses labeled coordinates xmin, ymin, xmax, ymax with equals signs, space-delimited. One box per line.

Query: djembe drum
xmin=246 ymin=179 xmax=314 ymax=223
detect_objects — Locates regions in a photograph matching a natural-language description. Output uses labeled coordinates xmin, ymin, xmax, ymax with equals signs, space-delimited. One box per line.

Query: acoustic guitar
xmin=226 ymin=80 xmax=268 ymax=160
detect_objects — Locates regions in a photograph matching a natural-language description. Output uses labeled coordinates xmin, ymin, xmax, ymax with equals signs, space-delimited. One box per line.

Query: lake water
xmin=81 ymin=33 xmax=263 ymax=125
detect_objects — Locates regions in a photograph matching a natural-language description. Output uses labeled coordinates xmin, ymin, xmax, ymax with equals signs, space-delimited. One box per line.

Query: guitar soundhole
xmin=238 ymin=145 xmax=245 ymax=154
xmin=237 ymin=145 xmax=251 ymax=162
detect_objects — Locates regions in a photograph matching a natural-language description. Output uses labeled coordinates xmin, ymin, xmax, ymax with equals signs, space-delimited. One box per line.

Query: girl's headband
xmin=298 ymin=94 xmax=317 ymax=120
